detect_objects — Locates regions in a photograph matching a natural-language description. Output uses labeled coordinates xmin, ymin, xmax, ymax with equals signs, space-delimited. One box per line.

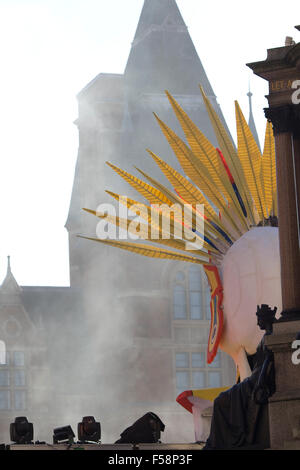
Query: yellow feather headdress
xmin=81 ymin=86 xmax=277 ymax=363
xmin=82 ymin=86 xmax=277 ymax=266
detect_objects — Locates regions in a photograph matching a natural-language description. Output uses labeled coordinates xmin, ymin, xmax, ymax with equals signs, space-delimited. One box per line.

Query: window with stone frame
xmin=173 ymin=264 xmax=211 ymax=321
xmin=172 ymin=264 xmax=223 ymax=395
xmin=175 ymin=351 xmax=222 ymax=396
xmin=0 ymin=350 xmax=27 ymax=411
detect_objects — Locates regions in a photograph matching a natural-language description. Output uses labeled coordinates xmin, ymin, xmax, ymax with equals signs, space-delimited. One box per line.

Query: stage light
xmin=78 ymin=416 xmax=101 ymax=443
xmin=10 ymin=417 xmax=34 ymax=444
xmin=115 ymin=412 xmax=165 ymax=444
xmin=53 ymin=425 xmax=75 ymax=444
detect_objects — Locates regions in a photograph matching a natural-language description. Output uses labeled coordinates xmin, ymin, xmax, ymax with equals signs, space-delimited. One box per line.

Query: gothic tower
xmin=66 ymin=0 xmax=235 ymax=441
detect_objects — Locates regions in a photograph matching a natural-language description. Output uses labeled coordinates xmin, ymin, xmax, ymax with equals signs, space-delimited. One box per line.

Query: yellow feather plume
xmin=262 ymin=121 xmax=277 ymax=217
xmin=235 ymin=101 xmax=267 ymax=220
xmin=78 ymin=236 xmax=211 ymax=265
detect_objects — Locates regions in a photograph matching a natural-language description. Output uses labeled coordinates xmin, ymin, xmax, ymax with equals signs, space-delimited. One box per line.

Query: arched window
xmin=0 ymin=349 xmax=27 ymax=411
xmin=172 ymin=265 xmax=230 ymax=395
xmin=173 ymin=264 xmax=211 ymax=320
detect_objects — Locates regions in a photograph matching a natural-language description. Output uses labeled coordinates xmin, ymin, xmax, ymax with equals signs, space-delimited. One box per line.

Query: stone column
xmin=264 ymin=106 xmax=300 ymax=313
xmin=264 ymin=320 xmax=300 ymax=449
xmin=248 ymin=39 xmax=300 ymax=449
xmin=292 ymin=135 xmax=300 ymax=241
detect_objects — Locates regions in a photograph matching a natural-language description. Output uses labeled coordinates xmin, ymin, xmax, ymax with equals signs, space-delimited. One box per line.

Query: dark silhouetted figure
xmin=203 ymin=337 xmax=275 ymax=450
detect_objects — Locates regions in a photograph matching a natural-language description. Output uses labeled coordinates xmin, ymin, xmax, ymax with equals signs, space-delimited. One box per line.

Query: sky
xmin=0 ymin=0 xmax=299 ymax=286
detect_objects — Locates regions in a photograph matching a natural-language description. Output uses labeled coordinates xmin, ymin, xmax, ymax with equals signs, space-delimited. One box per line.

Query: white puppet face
xmin=220 ymin=227 xmax=282 ymax=358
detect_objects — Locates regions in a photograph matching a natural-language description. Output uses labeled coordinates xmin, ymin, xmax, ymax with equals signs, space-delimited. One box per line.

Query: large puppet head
xmin=82 ymin=87 xmax=281 ymax=381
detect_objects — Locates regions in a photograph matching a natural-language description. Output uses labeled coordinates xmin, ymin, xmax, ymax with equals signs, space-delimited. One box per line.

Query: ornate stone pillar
xmin=292 ymin=134 xmax=300 ymax=243
xmin=248 ymin=38 xmax=300 ymax=449
xmin=263 ymin=105 xmax=300 ymax=312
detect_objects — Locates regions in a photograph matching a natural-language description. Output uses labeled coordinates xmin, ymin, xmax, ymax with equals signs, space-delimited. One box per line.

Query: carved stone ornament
xmin=264 ymin=104 xmax=300 ymax=137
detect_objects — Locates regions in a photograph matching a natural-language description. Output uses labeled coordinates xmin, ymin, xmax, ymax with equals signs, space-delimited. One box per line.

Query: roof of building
xmin=124 ymin=0 xmax=216 ymax=97
xmin=0 ymin=256 xmax=22 ymax=294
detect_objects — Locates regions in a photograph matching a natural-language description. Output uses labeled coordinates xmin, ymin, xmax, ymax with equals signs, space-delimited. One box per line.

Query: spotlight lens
xmin=10 ymin=417 xmax=33 ymax=444
xmin=78 ymin=416 xmax=101 ymax=443
xmin=53 ymin=425 xmax=75 ymax=444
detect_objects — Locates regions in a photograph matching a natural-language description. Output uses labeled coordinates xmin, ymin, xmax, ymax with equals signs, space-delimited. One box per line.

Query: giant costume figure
xmin=82 ymin=86 xmax=281 ymax=448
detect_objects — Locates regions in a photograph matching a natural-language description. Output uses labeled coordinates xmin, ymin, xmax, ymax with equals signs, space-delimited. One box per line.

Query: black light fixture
xmin=115 ymin=412 xmax=165 ymax=444
xmin=53 ymin=425 xmax=75 ymax=444
xmin=10 ymin=417 xmax=34 ymax=444
xmin=78 ymin=416 xmax=101 ymax=443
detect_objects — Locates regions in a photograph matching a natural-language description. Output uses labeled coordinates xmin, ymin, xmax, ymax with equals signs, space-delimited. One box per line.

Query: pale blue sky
xmin=0 ymin=0 xmax=298 ymax=285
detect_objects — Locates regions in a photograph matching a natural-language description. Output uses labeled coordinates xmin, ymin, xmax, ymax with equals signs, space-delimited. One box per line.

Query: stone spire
xmin=247 ymin=88 xmax=261 ymax=151
xmin=132 ymin=0 xmax=187 ymax=45
xmin=66 ymin=0 xmax=232 ymax=286
xmin=125 ymin=0 xmax=216 ymax=97
xmin=0 ymin=256 xmax=22 ymax=294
